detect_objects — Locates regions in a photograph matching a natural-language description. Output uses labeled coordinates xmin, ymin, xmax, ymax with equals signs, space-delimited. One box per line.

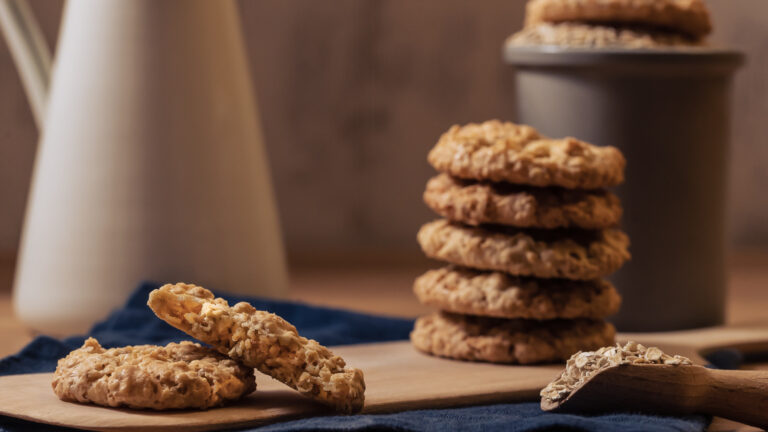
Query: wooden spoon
xmin=541 ymin=363 xmax=768 ymax=428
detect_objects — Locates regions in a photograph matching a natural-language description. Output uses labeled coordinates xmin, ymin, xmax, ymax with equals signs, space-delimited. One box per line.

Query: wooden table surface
xmin=1 ymin=251 xmax=767 ymax=431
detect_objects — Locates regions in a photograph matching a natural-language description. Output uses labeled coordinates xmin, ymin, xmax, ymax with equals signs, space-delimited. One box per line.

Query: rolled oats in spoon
xmin=541 ymin=341 xmax=692 ymax=406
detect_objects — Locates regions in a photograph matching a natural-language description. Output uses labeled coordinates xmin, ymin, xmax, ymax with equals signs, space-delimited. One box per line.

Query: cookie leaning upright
xmin=147 ymin=283 xmax=365 ymax=414
xmin=412 ymin=119 xmax=628 ymax=364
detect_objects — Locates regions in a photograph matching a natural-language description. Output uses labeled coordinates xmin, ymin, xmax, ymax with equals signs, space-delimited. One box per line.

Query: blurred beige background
xmin=0 ymin=0 xmax=766 ymax=285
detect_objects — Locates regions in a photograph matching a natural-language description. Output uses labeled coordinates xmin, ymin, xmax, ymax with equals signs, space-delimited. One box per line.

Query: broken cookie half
xmin=147 ymin=283 xmax=366 ymax=414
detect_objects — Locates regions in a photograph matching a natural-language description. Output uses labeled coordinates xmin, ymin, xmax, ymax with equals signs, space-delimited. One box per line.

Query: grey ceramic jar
xmin=504 ymin=45 xmax=743 ymax=331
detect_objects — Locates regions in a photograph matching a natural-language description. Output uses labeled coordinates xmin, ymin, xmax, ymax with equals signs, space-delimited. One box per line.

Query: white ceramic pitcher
xmin=0 ymin=0 xmax=288 ymax=335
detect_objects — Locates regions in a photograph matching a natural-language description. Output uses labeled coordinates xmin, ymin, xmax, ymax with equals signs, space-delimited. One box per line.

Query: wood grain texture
xmin=5 ymin=327 xmax=768 ymax=431
xmin=546 ymin=364 xmax=768 ymax=429
xmin=1 ymin=0 xmax=765 ymax=262
xmin=238 ymin=0 xmax=523 ymax=258
xmin=702 ymin=368 xmax=768 ymax=428
xmin=1 ymin=255 xmax=768 ymax=431
xmin=0 ymin=290 xmax=27 ymax=357
xmin=0 ymin=341 xmax=563 ymax=432
xmin=1 ymin=251 xmax=768 ymax=357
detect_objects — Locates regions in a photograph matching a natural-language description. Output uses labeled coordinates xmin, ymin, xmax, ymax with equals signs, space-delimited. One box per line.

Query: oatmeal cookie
xmin=507 ymin=22 xmax=703 ymax=49
xmin=147 ymin=283 xmax=365 ymax=413
xmin=427 ymin=120 xmax=625 ymax=189
xmin=424 ymin=173 xmax=622 ymax=229
xmin=417 ymin=219 xmax=630 ymax=280
xmin=52 ymin=338 xmax=255 ymax=410
xmin=411 ymin=312 xmax=616 ymax=364
xmin=525 ymin=0 xmax=712 ymax=38
xmin=414 ymin=266 xmax=621 ymax=319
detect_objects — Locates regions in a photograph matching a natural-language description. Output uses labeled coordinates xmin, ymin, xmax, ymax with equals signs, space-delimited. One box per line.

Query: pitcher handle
xmin=0 ymin=0 xmax=51 ymax=128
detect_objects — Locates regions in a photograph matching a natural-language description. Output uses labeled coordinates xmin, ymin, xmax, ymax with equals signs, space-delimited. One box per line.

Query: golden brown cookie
xmin=414 ymin=266 xmax=621 ymax=319
xmin=507 ymin=22 xmax=704 ymax=49
xmin=147 ymin=283 xmax=365 ymax=413
xmin=525 ymin=0 xmax=712 ymax=38
xmin=427 ymin=120 xmax=625 ymax=189
xmin=411 ymin=312 xmax=616 ymax=364
xmin=52 ymin=338 xmax=255 ymax=410
xmin=417 ymin=219 xmax=630 ymax=280
xmin=424 ymin=173 xmax=622 ymax=229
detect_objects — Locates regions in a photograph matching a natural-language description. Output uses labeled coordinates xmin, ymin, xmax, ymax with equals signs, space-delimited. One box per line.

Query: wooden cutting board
xmin=2 ymin=325 xmax=768 ymax=432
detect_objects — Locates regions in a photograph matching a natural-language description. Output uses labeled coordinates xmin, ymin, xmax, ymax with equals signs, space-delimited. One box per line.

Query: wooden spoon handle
xmin=703 ymin=369 xmax=768 ymax=428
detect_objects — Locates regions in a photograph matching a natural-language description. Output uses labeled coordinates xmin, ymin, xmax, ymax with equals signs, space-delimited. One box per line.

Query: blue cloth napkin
xmin=0 ymin=282 xmax=708 ymax=432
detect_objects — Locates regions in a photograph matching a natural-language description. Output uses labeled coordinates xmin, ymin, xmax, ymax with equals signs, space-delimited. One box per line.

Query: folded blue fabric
xmin=0 ymin=282 xmax=708 ymax=432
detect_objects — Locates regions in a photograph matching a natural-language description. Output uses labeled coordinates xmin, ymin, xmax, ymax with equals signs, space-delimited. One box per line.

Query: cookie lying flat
xmin=52 ymin=338 xmax=255 ymax=410
xmin=411 ymin=312 xmax=616 ymax=364
xmin=525 ymin=0 xmax=712 ymax=38
xmin=414 ymin=266 xmax=621 ymax=319
xmin=417 ymin=219 xmax=630 ymax=280
xmin=147 ymin=283 xmax=365 ymax=413
xmin=424 ymin=173 xmax=622 ymax=229
xmin=507 ymin=22 xmax=703 ymax=49
xmin=427 ymin=120 xmax=625 ymax=189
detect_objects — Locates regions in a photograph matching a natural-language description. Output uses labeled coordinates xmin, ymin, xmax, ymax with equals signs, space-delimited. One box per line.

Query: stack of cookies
xmin=507 ymin=0 xmax=712 ymax=49
xmin=410 ymin=120 xmax=630 ymax=364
